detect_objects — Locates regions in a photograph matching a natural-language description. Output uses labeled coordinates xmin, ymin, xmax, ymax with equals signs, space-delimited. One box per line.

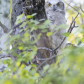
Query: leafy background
xmin=0 ymin=0 xmax=84 ymax=84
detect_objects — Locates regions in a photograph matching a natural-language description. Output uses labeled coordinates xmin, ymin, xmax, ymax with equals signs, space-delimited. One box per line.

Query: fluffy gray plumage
xmin=45 ymin=0 xmax=67 ymax=54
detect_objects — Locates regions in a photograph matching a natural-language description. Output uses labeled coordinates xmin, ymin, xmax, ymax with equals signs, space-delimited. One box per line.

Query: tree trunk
xmin=11 ymin=0 xmax=46 ymax=28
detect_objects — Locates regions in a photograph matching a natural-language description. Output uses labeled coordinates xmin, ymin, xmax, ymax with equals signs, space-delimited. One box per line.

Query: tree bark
xmin=11 ymin=0 xmax=46 ymax=27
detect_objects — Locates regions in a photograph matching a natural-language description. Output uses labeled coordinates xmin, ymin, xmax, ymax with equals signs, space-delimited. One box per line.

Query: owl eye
xmin=48 ymin=3 xmax=51 ymax=7
xmin=57 ymin=3 xmax=60 ymax=7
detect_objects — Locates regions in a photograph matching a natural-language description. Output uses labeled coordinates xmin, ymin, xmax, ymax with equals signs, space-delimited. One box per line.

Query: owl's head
xmin=45 ymin=0 xmax=66 ymax=14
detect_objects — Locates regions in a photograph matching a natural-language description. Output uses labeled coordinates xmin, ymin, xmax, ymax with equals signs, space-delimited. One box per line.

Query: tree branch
xmin=52 ymin=13 xmax=79 ymax=54
xmin=36 ymin=54 xmax=56 ymax=71
xmin=0 ymin=55 xmax=11 ymax=59
xmin=38 ymin=47 xmax=52 ymax=51
xmin=80 ymin=5 xmax=84 ymax=13
xmin=0 ymin=21 xmax=9 ymax=33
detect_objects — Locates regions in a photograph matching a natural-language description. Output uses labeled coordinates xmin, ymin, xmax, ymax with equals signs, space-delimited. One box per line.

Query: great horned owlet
xmin=45 ymin=0 xmax=67 ymax=54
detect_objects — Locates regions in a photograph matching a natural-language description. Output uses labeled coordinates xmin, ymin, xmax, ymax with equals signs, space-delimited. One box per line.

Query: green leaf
xmin=5 ymin=80 xmax=12 ymax=84
xmin=15 ymin=19 xmax=21 ymax=25
xmin=39 ymin=19 xmax=45 ymax=21
xmin=20 ymin=22 xmax=27 ymax=28
xmin=54 ymin=24 xmax=68 ymax=31
xmin=18 ymin=46 xmax=23 ymax=50
xmin=75 ymin=37 xmax=81 ymax=44
xmin=38 ymin=25 xmax=45 ymax=29
xmin=43 ymin=65 xmax=50 ymax=71
xmin=41 ymin=29 xmax=48 ymax=32
xmin=31 ymin=13 xmax=37 ymax=16
xmin=30 ymin=19 xmax=39 ymax=25
xmin=24 ymin=32 xmax=29 ymax=38
xmin=63 ymin=32 xmax=70 ymax=37
xmin=19 ymin=29 xmax=24 ymax=33
xmin=43 ymin=20 xmax=50 ymax=25
xmin=0 ymin=50 xmax=3 ymax=54
xmin=37 ymin=33 xmax=42 ymax=39
xmin=26 ymin=15 xmax=33 ymax=19
xmin=32 ymin=45 xmax=38 ymax=51
xmin=46 ymin=32 xmax=52 ymax=36
xmin=82 ymin=38 xmax=84 ymax=43
xmin=16 ymin=13 xmax=24 ymax=21
xmin=30 ymin=51 xmax=37 ymax=57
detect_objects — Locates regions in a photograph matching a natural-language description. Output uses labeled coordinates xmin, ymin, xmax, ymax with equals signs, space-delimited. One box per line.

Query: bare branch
xmin=38 ymin=47 xmax=52 ymax=51
xmin=52 ymin=13 xmax=79 ymax=52
xmin=0 ymin=55 xmax=11 ymax=59
xmin=0 ymin=48 xmax=2 ymax=51
xmin=65 ymin=1 xmax=79 ymax=13
xmin=65 ymin=2 xmax=83 ymax=24
xmin=0 ymin=17 xmax=27 ymax=33
xmin=68 ymin=13 xmax=79 ymax=33
xmin=19 ymin=47 xmax=52 ymax=52
xmin=0 ymin=21 xmax=9 ymax=33
xmin=11 ymin=20 xmax=25 ymax=29
xmin=36 ymin=54 xmax=56 ymax=71
xmin=80 ymin=5 xmax=84 ymax=13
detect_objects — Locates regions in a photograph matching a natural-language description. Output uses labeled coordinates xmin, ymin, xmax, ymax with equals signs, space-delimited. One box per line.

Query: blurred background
xmin=0 ymin=0 xmax=84 ymax=56
xmin=0 ymin=0 xmax=84 ymax=83
xmin=0 ymin=0 xmax=10 ymax=27
xmin=0 ymin=0 xmax=84 ymax=28
xmin=0 ymin=0 xmax=84 ymax=29
xmin=0 ymin=0 xmax=10 ymax=69
xmin=0 ymin=0 xmax=84 ymax=47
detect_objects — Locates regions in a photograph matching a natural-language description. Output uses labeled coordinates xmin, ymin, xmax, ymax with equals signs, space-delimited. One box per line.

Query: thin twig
xmin=65 ymin=1 xmax=84 ymax=24
xmin=0 ymin=48 xmax=2 ymax=51
xmin=37 ymin=55 xmax=56 ymax=71
xmin=65 ymin=1 xmax=79 ymax=13
xmin=80 ymin=5 xmax=84 ymax=13
xmin=11 ymin=20 xmax=26 ymax=29
xmin=38 ymin=47 xmax=52 ymax=51
xmin=0 ymin=55 xmax=11 ymax=59
xmin=68 ymin=13 xmax=79 ymax=32
xmin=0 ymin=18 xmax=27 ymax=33
xmin=0 ymin=21 xmax=9 ymax=33
xmin=32 ymin=57 xmax=54 ymax=62
xmin=52 ymin=13 xmax=79 ymax=53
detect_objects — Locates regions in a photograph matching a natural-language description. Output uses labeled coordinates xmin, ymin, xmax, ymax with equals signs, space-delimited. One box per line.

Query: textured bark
xmin=11 ymin=0 xmax=24 ymax=35
xmin=11 ymin=0 xmax=46 ymax=27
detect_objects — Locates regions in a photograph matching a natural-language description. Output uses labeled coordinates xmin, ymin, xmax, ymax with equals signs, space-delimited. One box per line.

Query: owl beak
xmin=53 ymin=5 xmax=56 ymax=11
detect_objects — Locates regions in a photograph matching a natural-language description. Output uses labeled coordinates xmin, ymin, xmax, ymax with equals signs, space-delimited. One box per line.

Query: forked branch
xmin=52 ymin=13 xmax=79 ymax=53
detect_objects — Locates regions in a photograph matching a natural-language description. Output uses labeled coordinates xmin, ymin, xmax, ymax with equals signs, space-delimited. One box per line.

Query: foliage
xmin=0 ymin=0 xmax=84 ymax=84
